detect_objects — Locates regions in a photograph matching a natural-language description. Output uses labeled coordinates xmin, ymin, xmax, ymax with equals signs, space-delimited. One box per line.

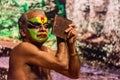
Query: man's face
xmin=26 ymin=13 xmax=49 ymax=43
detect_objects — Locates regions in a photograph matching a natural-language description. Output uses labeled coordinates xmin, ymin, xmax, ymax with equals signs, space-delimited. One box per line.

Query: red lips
xmin=36 ymin=34 xmax=47 ymax=37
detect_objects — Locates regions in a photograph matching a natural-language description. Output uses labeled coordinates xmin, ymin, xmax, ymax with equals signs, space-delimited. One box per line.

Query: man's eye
xmin=28 ymin=24 xmax=35 ymax=28
xmin=44 ymin=24 xmax=49 ymax=28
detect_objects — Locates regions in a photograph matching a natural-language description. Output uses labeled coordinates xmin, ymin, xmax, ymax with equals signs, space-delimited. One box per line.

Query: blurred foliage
xmin=0 ymin=0 xmax=66 ymax=40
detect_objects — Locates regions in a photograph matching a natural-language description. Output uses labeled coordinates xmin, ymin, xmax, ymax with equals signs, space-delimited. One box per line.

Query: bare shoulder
xmin=10 ymin=42 xmax=56 ymax=60
xmin=17 ymin=42 xmax=37 ymax=49
xmin=11 ymin=42 xmax=38 ymax=56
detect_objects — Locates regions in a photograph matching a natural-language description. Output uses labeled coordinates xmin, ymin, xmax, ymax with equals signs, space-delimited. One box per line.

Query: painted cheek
xmin=28 ymin=28 xmax=48 ymax=41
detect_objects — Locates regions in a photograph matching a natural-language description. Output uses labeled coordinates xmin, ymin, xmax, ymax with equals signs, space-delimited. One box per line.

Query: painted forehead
xmin=28 ymin=16 xmax=48 ymax=24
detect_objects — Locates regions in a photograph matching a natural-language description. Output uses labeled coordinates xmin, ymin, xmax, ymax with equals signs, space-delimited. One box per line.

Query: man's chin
xmin=36 ymin=38 xmax=48 ymax=43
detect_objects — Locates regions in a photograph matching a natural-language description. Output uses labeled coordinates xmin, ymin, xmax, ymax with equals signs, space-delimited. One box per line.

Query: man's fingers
xmin=65 ymin=27 xmax=72 ymax=33
xmin=67 ymin=30 xmax=72 ymax=38
xmin=67 ymin=29 xmax=77 ymax=39
xmin=65 ymin=24 xmax=75 ymax=33
xmin=69 ymin=24 xmax=75 ymax=28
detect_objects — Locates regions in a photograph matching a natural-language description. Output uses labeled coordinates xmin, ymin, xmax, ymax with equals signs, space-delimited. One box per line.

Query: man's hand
xmin=65 ymin=24 xmax=77 ymax=44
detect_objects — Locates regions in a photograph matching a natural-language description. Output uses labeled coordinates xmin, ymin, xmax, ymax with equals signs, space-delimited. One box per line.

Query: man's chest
xmin=24 ymin=65 xmax=51 ymax=80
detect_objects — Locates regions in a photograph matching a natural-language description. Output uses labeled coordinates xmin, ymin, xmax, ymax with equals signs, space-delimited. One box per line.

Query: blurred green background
xmin=0 ymin=0 xmax=66 ymax=40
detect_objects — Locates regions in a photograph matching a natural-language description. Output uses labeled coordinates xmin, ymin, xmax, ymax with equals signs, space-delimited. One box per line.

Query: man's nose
xmin=39 ymin=24 xmax=46 ymax=31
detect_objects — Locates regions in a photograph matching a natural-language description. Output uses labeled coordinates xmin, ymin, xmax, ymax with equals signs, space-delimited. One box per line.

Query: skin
xmin=7 ymin=10 xmax=80 ymax=80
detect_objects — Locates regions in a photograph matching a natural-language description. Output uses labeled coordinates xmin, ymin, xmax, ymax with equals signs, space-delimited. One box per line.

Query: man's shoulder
xmin=15 ymin=42 xmax=35 ymax=49
xmin=11 ymin=42 xmax=36 ymax=54
xmin=18 ymin=42 xmax=33 ymax=46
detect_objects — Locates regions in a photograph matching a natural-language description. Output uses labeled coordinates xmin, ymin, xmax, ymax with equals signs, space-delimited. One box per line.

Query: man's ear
xmin=20 ymin=28 xmax=26 ymax=37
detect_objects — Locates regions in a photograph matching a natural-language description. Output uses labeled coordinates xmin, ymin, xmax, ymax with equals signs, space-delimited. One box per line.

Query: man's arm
xmin=67 ymin=42 xmax=80 ymax=78
xmin=53 ymin=24 xmax=80 ymax=79
xmin=55 ymin=37 xmax=69 ymax=69
xmin=14 ymin=41 xmax=68 ymax=71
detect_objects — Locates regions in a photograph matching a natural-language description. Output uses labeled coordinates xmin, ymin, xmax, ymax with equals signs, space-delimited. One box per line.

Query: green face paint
xmin=28 ymin=28 xmax=48 ymax=41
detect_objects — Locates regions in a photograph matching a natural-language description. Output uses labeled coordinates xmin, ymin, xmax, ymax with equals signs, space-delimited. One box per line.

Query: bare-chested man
xmin=7 ymin=9 xmax=80 ymax=80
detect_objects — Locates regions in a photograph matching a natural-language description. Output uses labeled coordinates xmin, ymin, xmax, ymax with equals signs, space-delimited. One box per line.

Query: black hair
xmin=18 ymin=13 xmax=27 ymax=29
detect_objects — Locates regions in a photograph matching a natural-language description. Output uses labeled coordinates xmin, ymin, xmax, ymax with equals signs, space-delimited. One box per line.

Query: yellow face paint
xmin=28 ymin=16 xmax=48 ymax=24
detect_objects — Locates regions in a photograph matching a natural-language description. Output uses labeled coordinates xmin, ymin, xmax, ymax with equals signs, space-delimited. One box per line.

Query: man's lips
xmin=36 ymin=34 xmax=47 ymax=37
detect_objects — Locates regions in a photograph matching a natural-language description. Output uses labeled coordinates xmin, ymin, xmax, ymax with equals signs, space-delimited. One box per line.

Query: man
xmin=7 ymin=9 xmax=80 ymax=80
